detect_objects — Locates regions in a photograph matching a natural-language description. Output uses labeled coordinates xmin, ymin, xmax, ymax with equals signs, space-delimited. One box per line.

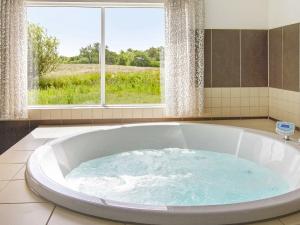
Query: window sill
xmin=28 ymin=104 xmax=165 ymax=110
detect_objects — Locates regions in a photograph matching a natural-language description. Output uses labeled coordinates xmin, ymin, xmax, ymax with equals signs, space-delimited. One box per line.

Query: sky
xmin=27 ymin=7 xmax=164 ymax=57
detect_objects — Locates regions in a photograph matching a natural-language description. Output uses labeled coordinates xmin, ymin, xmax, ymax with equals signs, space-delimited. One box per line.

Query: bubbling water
xmin=65 ymin=148 xmax=290 ymax=206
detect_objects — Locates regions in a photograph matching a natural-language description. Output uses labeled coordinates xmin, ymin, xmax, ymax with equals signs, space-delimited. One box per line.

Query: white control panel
xmin=276 ymin=121 xmax=295 ymax=140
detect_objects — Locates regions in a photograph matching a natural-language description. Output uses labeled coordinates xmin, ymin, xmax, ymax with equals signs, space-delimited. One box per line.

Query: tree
xmin=105 ymin=47 xmax=119 ymax=65
xmin=28 ymin=23 xmax=60 ymax=76
xmin=79 ymin=43 xmax=99 ymax=64
xmin=130 ymin=51 xmax=151 ymax=67
xmin=146 ymin=47 xmax=160 ymax=61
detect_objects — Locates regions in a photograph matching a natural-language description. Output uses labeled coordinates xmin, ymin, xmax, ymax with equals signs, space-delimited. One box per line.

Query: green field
xmin=29 ymin=64 xmax=161 ymax=105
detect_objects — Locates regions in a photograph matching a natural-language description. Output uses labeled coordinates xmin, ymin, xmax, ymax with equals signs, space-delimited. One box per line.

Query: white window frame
xmin=26 ymin=0 xmax=164 ymax=109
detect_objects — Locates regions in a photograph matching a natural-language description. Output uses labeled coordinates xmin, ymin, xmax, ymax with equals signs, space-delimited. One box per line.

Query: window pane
xmin=105 ymin=8 xmax=164 ymax=104
xmin=27 ymin=7 xmax=101 ymax=105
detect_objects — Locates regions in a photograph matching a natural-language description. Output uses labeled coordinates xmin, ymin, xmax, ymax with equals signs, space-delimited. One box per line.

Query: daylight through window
xmin=27 ymin=6 xmax=164 ymax=105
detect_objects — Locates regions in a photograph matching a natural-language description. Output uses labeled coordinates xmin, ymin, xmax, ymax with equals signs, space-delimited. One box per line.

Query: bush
xmin=29 ymin=70 xmax=161 ymax=105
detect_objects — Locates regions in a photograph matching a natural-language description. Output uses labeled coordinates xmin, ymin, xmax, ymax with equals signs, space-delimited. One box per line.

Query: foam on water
xmin=65 ymin=148 xmax=290 ymax=206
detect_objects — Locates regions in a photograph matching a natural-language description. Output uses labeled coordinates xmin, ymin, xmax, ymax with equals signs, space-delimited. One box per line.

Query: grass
xmin=29 ymin=65 xmax=161 ymax=105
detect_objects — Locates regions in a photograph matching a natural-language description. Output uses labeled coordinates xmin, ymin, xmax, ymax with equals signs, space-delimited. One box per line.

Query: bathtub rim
xmin=26 ymin=122 xmax=300 ymax=225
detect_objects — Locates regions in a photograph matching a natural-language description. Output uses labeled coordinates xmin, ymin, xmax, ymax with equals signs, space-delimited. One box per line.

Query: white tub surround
xmin=26 ymin=123 xmax=300 ymax=225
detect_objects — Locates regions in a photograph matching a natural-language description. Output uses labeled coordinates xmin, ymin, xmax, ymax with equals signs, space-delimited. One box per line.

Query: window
xmin=27 ymin=5 xmax=164 ymax=106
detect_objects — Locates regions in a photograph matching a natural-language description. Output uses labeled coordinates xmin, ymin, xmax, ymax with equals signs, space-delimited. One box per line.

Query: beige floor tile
xmin=0 ymin=180 xmax=46 ymax=203
xmin=0 ymin=164 xmax=24 ymax=180
xmin=0 ymin=150 xmax=32 ymax=164
xmin=48 ymin=207 xmax=123 ymax=225
xmin=247 ymin=219 xmax=283 ymax=225
xmin=280 ymin=212 xmax=300 ymax=225
xmin=9 ymin=133 xmax=49 ymax=151
xmin=12 ymin=165 xmax=26 ymax=180
xmin=0 ymin=203 xmax=54 ymax=225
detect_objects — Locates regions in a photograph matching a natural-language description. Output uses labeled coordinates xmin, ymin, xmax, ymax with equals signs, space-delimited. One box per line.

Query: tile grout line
xmin=239 ymin=30 xmax=242 ymax=118
xmin=268 ymin=29 xmax=270 ymax=119
xmin=0 ymin=201 xmax=49 ymax=205
xmin=278 ymin=218 xmax=285 ymax=225
xmin=299 ymin=23 xmax=300 ymax=92
xmin=0 ymin=180 xmax=10 ymax=192
xmin=282 ymin=27 xmax=284 ymax=89
xmin=46 ymin=205 xmax=56 ymax=225
xmin=0 ymin=164 xmax=25 ymax=182
xmin=0 ymin=178 xmax=25 ymax=182
xmin=210 ymin=29 xmax=213 ymax=120
xmin=240 ymin=29 xmax=242 ymax=88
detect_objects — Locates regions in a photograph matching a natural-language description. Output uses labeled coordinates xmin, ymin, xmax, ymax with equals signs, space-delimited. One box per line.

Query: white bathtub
xmin=26 ymin=123 xmax=300 ymax=225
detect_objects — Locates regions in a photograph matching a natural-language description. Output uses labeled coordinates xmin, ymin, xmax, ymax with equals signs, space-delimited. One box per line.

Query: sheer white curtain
xmin=0 ymin=0 xmax=28 ymax=119
xmin=164 ymin=0 xmax=205 ymax=117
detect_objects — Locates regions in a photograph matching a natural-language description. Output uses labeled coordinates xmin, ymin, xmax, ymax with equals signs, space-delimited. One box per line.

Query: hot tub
xmin=26 ymin=123 xmax=300 ymax=225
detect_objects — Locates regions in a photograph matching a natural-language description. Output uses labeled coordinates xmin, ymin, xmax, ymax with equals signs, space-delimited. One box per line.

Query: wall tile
xmin=221 ymin=98 xmax=230 ymax=107
xmin=152 ymin=108 xmax=164 ymax=118
xmin=0 ymin=121 xmax=31 ymax=154
xmin=71 ymin=110 xmax=81 ymax=119
xmin=283 ymin=24 xmax=300 ymax=91
xmin=132 ymin=108 xmax=143 ymax=118
xmin=92 ymin=109 xmax=102 ymax=119
xmin=269 ymin=27 xmax=283 ymax=89
xmin=212 ymin=98 xmax=222 ymax=107
xmin=102 ymin=108 xmax=113 ymax=119
xmin=211 ymin=88 xmax=222 ymax=98
xmin=241 ymin=97 xmax=250 ymax=107
xmin=204 ymin=88 xmax=212 ymax=98
xmin=241 ymin=30 xmax=268 ymax=87
xmin=50 ymin=109 xmax=62 ymax=120
xmin=112 ymin=108 xmax=123 ymax=119
xmin=241 ymin=107 xmax=250 ymax=117
xmin=230 ymin=107 xmax=240 ymax=117
xmin=230 ymin=88 xmax=241 ymax=98
xmin=204 ymin=97 xmax=212 ymax=108
xmin=249 ymin=88 xmax=260 ymax=97
xmin=241 ymin=88 xmax=250 ymax=97
xmin=211 ymin=108 xmax=222 ymax=117
xmin=230 ymin=98 xmax=240 ymax=107
xmin=122 ymin=108 xmax=133 ymax=119
xmin=40 ymin=110 xmax=51 ymax=120
xmin=212 ymin=30 xmax=240 ymax=87
xmin=222 ymin=107 xmax=231 ymax=117
xmin=259 ymin=87 xmax=269 ymax=97
xmin=221 ymin=88 xmax=231 ymax=98
xmin=204 ymin=29 xmax=212 ymax=88
xmin=28 ymin=110 xmax=41 ymax=120
xmin=61 ymin=109 xmax=72 ymax=120
xmin=203 ymin=108 xmax=211 ymax=117
xmin=142 ymin=109 xmax=153 ymax=118
xmin=81 ymin=109 xmax=92 ymax=119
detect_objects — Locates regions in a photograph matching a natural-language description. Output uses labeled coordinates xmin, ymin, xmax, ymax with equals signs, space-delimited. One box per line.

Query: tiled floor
xmin=0 ymin=119 xmax=300 ymax=225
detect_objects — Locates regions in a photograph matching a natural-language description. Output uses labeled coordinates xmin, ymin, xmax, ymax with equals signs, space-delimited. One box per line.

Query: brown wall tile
xmin=283 ymin=24 xmax=300 ymax=91
xmin=0 ymin=121 xmax=31 ymax=154
xmin=212 ymin=30 xmax=240 ymax=87
xmin=204 ymin=29 xmax=212 ymax=87
xmin=269 ymin=27 xmax=283 ymax=89
xmin=241 ymin=30 xmax=268 ymax=87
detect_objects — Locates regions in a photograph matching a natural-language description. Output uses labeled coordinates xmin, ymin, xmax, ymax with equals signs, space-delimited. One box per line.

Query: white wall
xmin=268 ymin=0 xmax=300 ymax=28
xmin=205 ymin=0 xmax=269 ymax=29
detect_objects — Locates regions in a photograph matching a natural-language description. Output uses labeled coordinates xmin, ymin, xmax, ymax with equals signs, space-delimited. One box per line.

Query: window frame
xmin=26 ymin=1 xmax=165 ymax=109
